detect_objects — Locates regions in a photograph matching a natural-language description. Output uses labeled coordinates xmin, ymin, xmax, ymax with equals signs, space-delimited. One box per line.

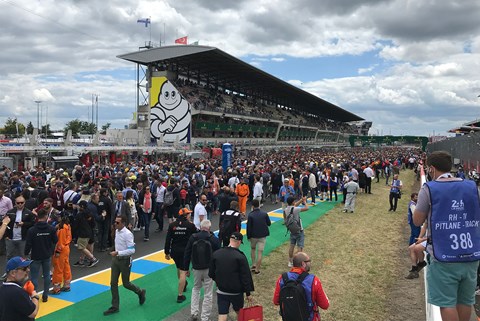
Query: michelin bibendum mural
xmin=150 ymin=76 xmax=191 ymax=143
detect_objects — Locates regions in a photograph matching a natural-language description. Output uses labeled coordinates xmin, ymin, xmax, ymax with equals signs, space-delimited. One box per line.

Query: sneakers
xmin=42 ymin=296 xmax=48 ymax=302
xmin=87 ymin=258 xmax=99 ymax=268
xmin=133 ymin=227 xmax=141 ymax=232
xmin=177 ymin=295 xmax=186 ymax=303
xmin=287 ymin=261 xmax=293 ymax=268
xmin=50 ymin=289 xmax=61 ymax=295
xmin=155 ymin=228 xmax=162 ymax=232
xmin=103 ymin=307 xmax=119 ymax=316
xmin=342 ymin=209 xmax=347 ymax=213
xmin=138 ymin=289 xmax=146 ymax=305
xmin=61 ymin=286 xmax=71 ymax=292
xmin=405 ymin=271 xmax=419 ymax=279
xmin=73 ymin=261 xmax=85 ymax=267
xmin=143 ymin=238 xmax=149 ymax=242
xmin=475 ymin=288 xmax=480 ymax=296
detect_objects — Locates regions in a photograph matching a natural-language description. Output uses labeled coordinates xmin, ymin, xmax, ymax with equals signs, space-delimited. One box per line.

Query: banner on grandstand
xmin=175 ymin=36 xmax=188 ymax=45
xmin=149 ymin=76 xmax=191 ymax=143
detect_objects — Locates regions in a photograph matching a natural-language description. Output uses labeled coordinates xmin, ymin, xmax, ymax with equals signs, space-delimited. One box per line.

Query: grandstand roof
xmin=117 ymin=45 xmax=363 ymax=122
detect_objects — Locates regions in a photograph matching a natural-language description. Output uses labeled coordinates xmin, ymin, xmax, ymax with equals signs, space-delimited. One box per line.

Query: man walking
xmin=363 ymin=164 xmax=375 ymax=194
xmin=164 ymin=207 xmax=197 ymax=303
xmin=273 ymin=252 xmax=329 ymax=321
xmin=414 ymin=151 xmax=480 ymax=321
xmin=184 ymin=220 xmax=220 ymax=321
xmin=218 ymin=201 xmax=242 ymax=247
xmin=209 ymin=232 xmax=254 ymax=321
xmin=388 ymin=174 xmax=403 ymax=212
xmin=193 ymin=194 xmax=208 ymax=230
xmin=103 ymin=215 xmax=146 ymax=315
xmin=246 ymin=199 xmax=271 ymax=274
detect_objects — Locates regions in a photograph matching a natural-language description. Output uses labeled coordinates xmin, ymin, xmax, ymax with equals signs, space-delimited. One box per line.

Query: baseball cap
xmin=230 ymin=232 xmax=244 ymax=243
xmin=6 ymin=256 xmax=32 ymax=272
xmin=178 ymin=208 xmax=192 ymax=216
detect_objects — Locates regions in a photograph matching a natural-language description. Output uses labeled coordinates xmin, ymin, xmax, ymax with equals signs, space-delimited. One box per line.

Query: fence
xmin=427 ymin=132 xmax=480 ymax=171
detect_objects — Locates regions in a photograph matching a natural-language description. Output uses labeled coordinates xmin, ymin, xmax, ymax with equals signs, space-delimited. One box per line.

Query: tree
xmin=0 ymin=118 xmax=25 ymax=137
xmin=64 ymin=119 xmax=83 ymax=138
xmin=100 ymin=122 xmax=111 ymax=135
xmin=64 ymin=119 xmax=97 ymax=137
xmin=40 ymin=124 xmax=52 ymax=137
xmin=26 ymin=121 xmax=34 ymax=135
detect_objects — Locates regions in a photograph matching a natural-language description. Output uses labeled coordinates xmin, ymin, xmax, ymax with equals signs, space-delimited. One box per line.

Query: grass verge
xmin=251 ymin=171 xmax=417 ymax=321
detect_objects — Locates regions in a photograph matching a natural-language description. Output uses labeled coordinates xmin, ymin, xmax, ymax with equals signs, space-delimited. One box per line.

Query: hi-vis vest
xmin=427 ymin=180 xmax=480 ymax=262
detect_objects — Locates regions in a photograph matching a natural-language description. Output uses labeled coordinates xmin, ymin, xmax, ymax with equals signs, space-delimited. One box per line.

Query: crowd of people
xmin=4 ymin=146 xmax=475 ymax=320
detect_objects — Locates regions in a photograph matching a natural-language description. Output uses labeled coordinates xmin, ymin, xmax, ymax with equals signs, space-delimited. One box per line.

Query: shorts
xmin=217 ymin=293 xmax=244 ymax=314
xmin=427 ymin=258 xmax=479 ymax=307
xmin=77 ymin=238 xmax=89 ymax=250
xmin=290 ymin=231 xmax=305 ymax=248
xmin=250 ymin=237 xmax=266 ymax=251
xmin=171 ymin=251 xmax=187 ymax=270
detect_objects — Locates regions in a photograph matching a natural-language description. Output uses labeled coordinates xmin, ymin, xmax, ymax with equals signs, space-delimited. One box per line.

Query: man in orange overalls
xmin=235 ymin=177 xmax=250 ymax=216
xmin=51 ymin=216 xmax=72 ymax=294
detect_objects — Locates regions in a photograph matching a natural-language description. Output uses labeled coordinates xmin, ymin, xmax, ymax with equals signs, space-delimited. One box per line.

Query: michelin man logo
xmin=150 ymin=79 xmax=191 ymax=143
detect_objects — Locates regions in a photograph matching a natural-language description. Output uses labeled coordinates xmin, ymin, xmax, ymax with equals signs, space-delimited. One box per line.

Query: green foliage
xmin=64 ymin=119 xmax=97 ymax=138
xmin=26 ymin=121 xmax=34 ymax=135
xmin=0 ymin=117 xmax=25 ymax=137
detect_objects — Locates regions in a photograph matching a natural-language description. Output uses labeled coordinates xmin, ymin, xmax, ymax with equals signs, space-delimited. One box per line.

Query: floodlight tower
xmin=34 ymin=100 xmax=42 ymax=130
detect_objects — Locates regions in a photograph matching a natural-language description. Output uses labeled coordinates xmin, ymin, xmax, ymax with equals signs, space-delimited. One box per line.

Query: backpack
xmin=164 ymin=188 xmax=176 ymax=207
xmin=219 ymin=211 xmax=240 ymax=240
xmin=195 ymin=173 xmax=204 ymax=188
xmin=191 ymin=236 xmax=212 ymax=269
xmin=279 ymin=271 xmax=310 ymax=321
xmin=285 ymin=207 xmax=301 ymax=235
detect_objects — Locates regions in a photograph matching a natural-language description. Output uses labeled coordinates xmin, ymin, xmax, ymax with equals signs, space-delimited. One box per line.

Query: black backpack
xmin=219 ymin=211 xmax=240 ymax=239
xmin=279 ymin=271 xmax=309 ymax=321
xmin=191 ymin=236 xmax=212 ymax=269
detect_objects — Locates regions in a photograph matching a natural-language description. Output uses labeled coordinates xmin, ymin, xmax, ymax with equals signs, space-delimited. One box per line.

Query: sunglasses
xmin=16 ymin=202 xmax=25 ymax=204
xmin=114 ymin=221 xmax=122 ymax=225
xmin=304 ymin=260 xmax=311 ymax=263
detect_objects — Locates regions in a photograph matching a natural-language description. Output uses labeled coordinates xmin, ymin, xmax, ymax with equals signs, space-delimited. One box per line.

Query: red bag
xmin=238 ymin=304 xmax=263 ymax=321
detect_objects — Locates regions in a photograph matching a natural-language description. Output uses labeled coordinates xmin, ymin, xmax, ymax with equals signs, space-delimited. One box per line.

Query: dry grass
xmin=251 ymin=171 xmax=417 ymax=321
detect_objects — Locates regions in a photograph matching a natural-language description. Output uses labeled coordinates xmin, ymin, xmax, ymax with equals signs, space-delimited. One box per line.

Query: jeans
xmin=30 ymin=258 xmax=51 ymax=297
xmin=142 ymin=211 xmax=151 ymax=239
xmin=154 ymin=202 xmax=164 ymax=231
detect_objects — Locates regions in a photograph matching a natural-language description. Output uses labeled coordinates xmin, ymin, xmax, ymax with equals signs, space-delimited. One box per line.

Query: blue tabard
xmin=427 ymin=179 xmax=480 ymax=262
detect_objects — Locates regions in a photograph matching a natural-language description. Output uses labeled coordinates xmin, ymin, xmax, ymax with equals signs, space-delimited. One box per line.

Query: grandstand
xmin=117 ymin=45 xmax=371 ymax=150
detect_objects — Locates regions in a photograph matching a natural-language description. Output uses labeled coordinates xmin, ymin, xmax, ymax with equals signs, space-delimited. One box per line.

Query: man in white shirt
xmin=228 ymin=174 xmax=239 ymax=190
xmin=193 ymin=195 xmax=208 ymax=230
xmin=104 ymin=215 xmax=146 ymax=316
xmin=363 ymin=165 xmax=375 ymax=194
xmin=252 ymin=175 xmax=263 ymax=205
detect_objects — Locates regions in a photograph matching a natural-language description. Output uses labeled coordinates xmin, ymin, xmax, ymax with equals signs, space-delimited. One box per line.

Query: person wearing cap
xmin=164 ymin=207 xmax=197 ymax=303
xmin=209 ymin=232 xmax=254 ymax=321
xmin=0 ymin=256 xmax=39 ymax=320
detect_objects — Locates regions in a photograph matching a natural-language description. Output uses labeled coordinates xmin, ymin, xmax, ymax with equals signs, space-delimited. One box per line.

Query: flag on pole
xmin=175 ymin=36 xmax=188 ymax=45
xmin=137 ymin=18 xmax=151 ymax=27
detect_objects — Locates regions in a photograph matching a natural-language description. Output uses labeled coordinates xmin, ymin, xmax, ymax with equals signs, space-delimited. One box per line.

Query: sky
xmin=1 ymin=0 xmax=480 ymax=137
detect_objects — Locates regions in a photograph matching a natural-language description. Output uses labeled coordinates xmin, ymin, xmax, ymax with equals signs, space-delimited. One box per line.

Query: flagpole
xmin=149 ymin=16 xmax=152 ymax=45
